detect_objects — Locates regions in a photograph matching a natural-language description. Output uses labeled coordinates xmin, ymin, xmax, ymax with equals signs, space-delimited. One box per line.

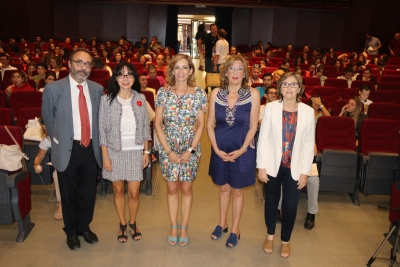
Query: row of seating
xmin=315 ymin=116 xmax=399 ymax=206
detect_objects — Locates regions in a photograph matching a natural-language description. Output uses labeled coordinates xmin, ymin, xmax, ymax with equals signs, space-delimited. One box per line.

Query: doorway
xmin=177 ymin=15 xmax=215 ymax=57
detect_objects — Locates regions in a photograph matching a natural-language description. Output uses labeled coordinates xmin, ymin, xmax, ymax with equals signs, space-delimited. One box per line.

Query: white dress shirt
xmin=69 ymin=75 xmax=93 ymax=140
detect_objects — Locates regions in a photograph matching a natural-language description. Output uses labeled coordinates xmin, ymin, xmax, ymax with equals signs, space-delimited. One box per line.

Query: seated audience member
xmin=147 ymin=64 xmax=167 ymax=88
xmin=60 ymin=48 xmax=70 ymax=63
xmin=21 ymin=53 xmax=32 ymax=71
xmin=9 ymin=37 xmax=20 ymax=54
xmin=120 ymin=50 xmax=130 ymax=62
xmin=155 ymin=54 xmax=167 ymax=77
xmin=302 ymin=53 xmax=309 ymax=64
xmin=337 ymin=54 xmax=349 ymax=68
xmin=149 ymin=36 xmax=163 ymax=53
xmin=27 ymin=62 xmax=37 ymax=78
xmin=339 ymin=97 xmax=367 ymax=145
xmin=314 ymin=66 xmax=327 ymax=86
xmin=64 ymin=37 xmax=71 ymax=45
xmin=102 ymin=50 xmax=111 ymax=63
xmin=356 ymin=53 xmax=368 ymax=67
xmin=39 ymin=72 xmax=56 ymax=92
xmin=54 ymin=46 xmax=62 ymax=57
xmin=310 ymin=95 xmax=330 ymax=124
xmin=256 ymin=41 xmax=265 ymax=55
xmin=0 ymin=53 xmax=18 ymax=79
xmin=165 ymin=54 xmax=172 ymax=65
xmin=303 ymin=45 xmax=310 ymax=55
xmin=138 ymin=74 xmax=156 ymax=100
xmin=337 ymin=67 xmax=354 ymax=88
xmin=272 ymin=69 xmax=285 ymax=85
xmin=6 ymin=70 xmax=35 ymax=96
xmin=229 ymin=46 xmax=241 ymax=56
xmin=287 ymin=44 xmax=293 ymax=53
xmin=356 ymin=68 xmax=377 ymax=88
xmin=146 ymin=48 xmax=157 ymax=60
xmin=305 ymin=63 xmax=316 ymax=77
xmin=294 ymin=56 xmax=302 ymax=67
xmin=136 ymin=36 xmax=148 ymax=50
xmin=321 ymin=55 xmax=328 ymax=65
xmin=358 ymin=84 xmax=373 ymax=114
xmin=260 ymin=59 xmax=267 ymax=70
xmin=282 ymin=60 xmax=290 ymax=70
xmin=258 ymin=86 xmax=278 ymax=124
xmin=50 ymin=55 xmax=67 ymax=79
xmin=251 ymin=46 xmax=263 ymax=57
xmin=249 ymin=64 xmax=263 ymax=86
xmin=114 ymin=52 xmax=122 ymax=63
xmin=31 ymin=62 xmax=48 ymax=90
xmin=93 ymin=58 xmax=112 ymax=77
xmin=334 ymin=60 xmax=343 ymax=72
xmin=255 ymin=72 xmax=273 ymax=100
xmin=293 ymin=66 xmax=303 ymax=75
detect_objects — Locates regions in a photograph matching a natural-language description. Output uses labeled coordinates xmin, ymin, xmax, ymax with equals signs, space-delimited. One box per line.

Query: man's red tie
xmin=77 ymin=85 xmax=90 ymax=147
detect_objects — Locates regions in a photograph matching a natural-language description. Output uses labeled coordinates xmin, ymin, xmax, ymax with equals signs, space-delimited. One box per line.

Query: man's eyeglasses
xmin=117 ymin=74 xmax=134 ymax=80
xmin=71 ymin=60 xmax=93 ymax=68
xmin=281 ymin=82 xmax=299 ymax=88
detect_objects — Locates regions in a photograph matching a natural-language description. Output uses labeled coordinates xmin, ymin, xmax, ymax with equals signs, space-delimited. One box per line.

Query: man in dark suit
xmin=42 ymin=48 xmax=103 ymax=251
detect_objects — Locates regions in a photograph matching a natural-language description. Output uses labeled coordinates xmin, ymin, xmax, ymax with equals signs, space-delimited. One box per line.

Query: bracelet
xmin=102 ymin=157 xmax=109 ymax=160
xmin=143 ymin=151 xmax=150 ymax=154
xmin=241 ymin=145 xmax=247 ymax=152
xmin=319 ymin=105 xmax=324 ymax=109
xmin=166 ymin=150 xmax=173 ymax=156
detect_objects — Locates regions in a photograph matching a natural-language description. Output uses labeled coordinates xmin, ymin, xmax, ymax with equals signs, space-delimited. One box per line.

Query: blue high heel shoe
xmin=178 ymin=225 xmax=189 ymax=247
xmin=211 ymin=225 xmax=228 ymax=240
xmin=226 ymin=233 xmax=240 ymax=248
xmin=168 ymin=225 xmax=179 ymax=246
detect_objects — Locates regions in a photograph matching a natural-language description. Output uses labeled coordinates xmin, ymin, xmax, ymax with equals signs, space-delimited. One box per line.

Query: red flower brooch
xmin=137 ymin=100 xmax=142 ymax=106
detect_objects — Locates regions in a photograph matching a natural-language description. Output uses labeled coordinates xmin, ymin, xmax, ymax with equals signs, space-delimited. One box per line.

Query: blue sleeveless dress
xmin=208 ymin=88 xmax=256 ymax=189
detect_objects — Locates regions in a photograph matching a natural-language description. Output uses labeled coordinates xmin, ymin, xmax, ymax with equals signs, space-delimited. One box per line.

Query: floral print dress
xmin=155 ymin=86 xmax=207 ymax=181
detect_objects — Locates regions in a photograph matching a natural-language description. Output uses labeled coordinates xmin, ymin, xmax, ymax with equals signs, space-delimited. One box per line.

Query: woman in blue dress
xmin=207 ymin=54 xmax=260 ymax=247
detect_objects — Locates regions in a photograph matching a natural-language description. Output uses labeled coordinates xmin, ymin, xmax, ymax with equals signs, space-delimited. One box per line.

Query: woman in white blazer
xmin=257 ymin=72 xmax=314 ymax=258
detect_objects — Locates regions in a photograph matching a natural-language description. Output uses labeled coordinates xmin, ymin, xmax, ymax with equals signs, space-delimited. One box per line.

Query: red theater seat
xmin=373 ymin=90 xmax=400 ymax=104
xmin=368 ymin=102 xmax=400 ymax=131
xmin=8 ymin=91 xmax=42 ymax=118
xmin=312 ymin=86 xmax=342 ymax=111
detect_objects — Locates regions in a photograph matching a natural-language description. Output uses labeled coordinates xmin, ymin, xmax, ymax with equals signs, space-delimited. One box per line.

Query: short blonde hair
xmin=219 ymin=54 xmax=249 ymax=89
xmin=276 ymin=72 xmax=304 ymax=103
xmin=165 ymin=54 xmax=196 ymax=87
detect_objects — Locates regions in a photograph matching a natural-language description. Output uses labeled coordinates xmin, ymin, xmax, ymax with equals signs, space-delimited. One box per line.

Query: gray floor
xmin=0 ymin=61 xmax=397 ymax=267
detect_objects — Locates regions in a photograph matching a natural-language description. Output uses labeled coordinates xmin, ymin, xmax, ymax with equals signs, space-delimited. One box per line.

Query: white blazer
xmin=257 ymin=100 xmax=315 ymax=181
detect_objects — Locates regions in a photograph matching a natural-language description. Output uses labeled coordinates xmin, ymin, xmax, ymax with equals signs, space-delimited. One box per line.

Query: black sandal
xmin=118 ymin=223 xmax=128 ymax=243
xmin=129 ymin=221 xmax=142 ymax=241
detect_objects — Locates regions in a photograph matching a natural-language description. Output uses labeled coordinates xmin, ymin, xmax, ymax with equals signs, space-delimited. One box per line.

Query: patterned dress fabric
xmin=155 ymin=86 xmax=207 ymax=182
xmin=281 ymin=110 xmax=298 ymax=168
xmin=208 ymin=88 xmax=256 ymax=189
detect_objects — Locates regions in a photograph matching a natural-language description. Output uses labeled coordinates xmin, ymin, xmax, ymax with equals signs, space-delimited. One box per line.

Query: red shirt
xmin=11 ymin=83 xmax=35 ymax=93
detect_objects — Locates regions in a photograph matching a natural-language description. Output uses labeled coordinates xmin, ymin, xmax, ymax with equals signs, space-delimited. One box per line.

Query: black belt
xmin=73 ymin=140 xmax=92 ymax=146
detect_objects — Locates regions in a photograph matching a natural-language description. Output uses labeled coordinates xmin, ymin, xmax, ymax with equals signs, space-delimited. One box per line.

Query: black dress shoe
xmin=277 ymin=210 xmax=282 ymax=224
xmin=78 ymin=230 xmax=99 ymax=244
xmin=304 ymin=212 xmax=315 ymax=230
xmin=67 ymin=235 xmax=81 ymax=250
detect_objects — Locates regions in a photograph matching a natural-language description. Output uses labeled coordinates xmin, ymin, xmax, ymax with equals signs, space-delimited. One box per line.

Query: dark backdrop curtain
xmin=215 ymin=7 xmax=233 ymax=48
xmin=165 ymin=5 xmax=178 ymax=53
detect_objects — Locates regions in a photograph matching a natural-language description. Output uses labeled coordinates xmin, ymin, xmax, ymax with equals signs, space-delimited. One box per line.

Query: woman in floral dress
xmin=154 ymin=54 xmax=207 ymax=247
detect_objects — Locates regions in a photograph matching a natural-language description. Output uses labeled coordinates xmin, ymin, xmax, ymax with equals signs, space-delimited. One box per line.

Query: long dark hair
xmin=107 ymin=62 xmax=140 ymax=104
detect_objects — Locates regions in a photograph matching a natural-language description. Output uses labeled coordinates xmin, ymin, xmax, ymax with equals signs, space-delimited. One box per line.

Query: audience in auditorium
xmin=147 ymin=64 xmax=167 ymax=88
xmin=339 ymin=96 xmax=367 ymax=145
xmin=248 ymin=64 xmax=263 ymax=86
xmin=39 ymin=72 xmax=56 ymax=92
xmin=31 ymin=62 xmax=48 ymax=89
xmin=358 ymin=84 xmax=373 ymax=114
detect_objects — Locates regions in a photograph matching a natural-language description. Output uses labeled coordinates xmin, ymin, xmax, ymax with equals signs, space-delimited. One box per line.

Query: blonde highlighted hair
xmin=219 ymin=54 xmax=249 ymax=89
xmin=165 ymin=54 xmax=196 ymax=87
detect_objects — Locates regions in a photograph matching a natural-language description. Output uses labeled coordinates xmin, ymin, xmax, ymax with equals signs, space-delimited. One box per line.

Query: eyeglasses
xmin=116 ymin=74 xmax=134 ymax=80
xmin=281 ymin=82 xmax=299 ymax=88
xmin=71 ymin=60 xmax=93 ymax=68
xmin=268 ymin=92 xmax=278 ymax=95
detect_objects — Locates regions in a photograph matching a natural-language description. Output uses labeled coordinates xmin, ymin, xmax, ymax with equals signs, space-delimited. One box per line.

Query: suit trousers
xmin=57 ymin=141 xmax=98 ymax=236
xmin=264 ymin=165 xmax=301 ymax=242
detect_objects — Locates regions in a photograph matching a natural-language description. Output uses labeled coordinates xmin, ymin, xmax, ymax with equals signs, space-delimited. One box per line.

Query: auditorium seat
xmin=380 ymin=75 xmax=400 ymax=83
xmin=303 ymin=77 xmax=321 ymax=87
xmin=16 ymin=107 xmax=42 ymax=133
xmin=147 ymin=78 xmax=161 ymax=91
xmin=251 ymin=83 xmax=263 ymax=89
xmin=342 ymin=88 xmax=360 ymax=100
xmin=354 ymin=119 xmax=399 ymax=204
xmin=377 ymin=82 xmax=400 ymax=91
xmin=0 ymin=126 xmax=35 ymax=242
xmin=8 ymin=91 xmax=42 ymax=118
xmin=368 ymin=102 xmax=400 ymax=131
xmin=0 ymin=108 xmax=14 ymax=126
xmin=315 ymin=116 xmax=358 ymax=205
xmin=331 ymin=99 xmax=348 ymax=116
xmin=312 ymin=86 xmax=342 ymax=111
xmin=57 ymin=70 xmax=69 ymax=80
xmin=324 ymin=78 xmax=349 ymax=90
xmin=2 ymin=70 xmax=16 ymax=89
xmin=373 ymin=90 xmax=400 ymax=104
xmin=0 ymin=91 xmax=6 ymax=108
xmin=88 ymin=69 xmax=110 ymax=89
xmin=383 ymin=70 xmax=400 ymax=77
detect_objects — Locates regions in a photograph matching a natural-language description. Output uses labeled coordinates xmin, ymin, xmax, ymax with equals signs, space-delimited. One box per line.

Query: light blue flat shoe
xmin=168 ymin=225 xmax=179 ymax=246
xmin=179 ymin=225 xmax=189 ymax=247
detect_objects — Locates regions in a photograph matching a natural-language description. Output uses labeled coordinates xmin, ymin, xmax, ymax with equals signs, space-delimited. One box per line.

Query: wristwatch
xmin=187 ymin=147 xmax=196 ymax=154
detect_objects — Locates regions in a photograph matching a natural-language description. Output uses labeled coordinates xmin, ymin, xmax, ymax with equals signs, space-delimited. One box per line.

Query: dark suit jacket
xmin=41 ymin=75 xmax=103 ymax=172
